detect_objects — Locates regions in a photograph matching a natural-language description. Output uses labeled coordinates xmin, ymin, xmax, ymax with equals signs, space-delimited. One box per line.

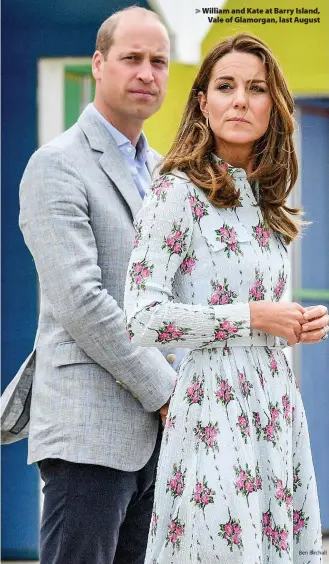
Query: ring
xmin=322 ymin=327 xmax=329 ymax=341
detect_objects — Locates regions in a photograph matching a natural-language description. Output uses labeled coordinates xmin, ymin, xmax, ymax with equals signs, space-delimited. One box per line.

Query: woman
xmin=124 ymin=34 xmax=328 ymax=563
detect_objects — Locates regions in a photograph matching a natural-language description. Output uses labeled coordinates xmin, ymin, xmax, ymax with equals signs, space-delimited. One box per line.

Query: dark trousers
xmin=38 ymin=428 xmax=161 ymax=564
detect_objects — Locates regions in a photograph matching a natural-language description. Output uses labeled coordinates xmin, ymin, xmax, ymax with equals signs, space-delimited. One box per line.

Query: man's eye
xmin=125 ymin=56 xmax=137 ymax=60
xmin=153 ymin=59 xmax=166 ymax=65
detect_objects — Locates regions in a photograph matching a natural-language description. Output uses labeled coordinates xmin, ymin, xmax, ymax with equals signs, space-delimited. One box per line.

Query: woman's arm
xmin=124 ymin=175 xmax=251 ymax=349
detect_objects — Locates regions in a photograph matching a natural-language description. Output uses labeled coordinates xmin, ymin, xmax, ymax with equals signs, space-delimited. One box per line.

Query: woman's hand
xmin=298 ymin=305 xmax=329 ymax=344
xmin=250 ymin=301 xmax=305 ymax=346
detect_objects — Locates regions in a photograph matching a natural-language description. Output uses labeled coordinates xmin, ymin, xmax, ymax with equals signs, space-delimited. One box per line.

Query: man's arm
xmin=19 ymin=146 xmax=176 ymax=412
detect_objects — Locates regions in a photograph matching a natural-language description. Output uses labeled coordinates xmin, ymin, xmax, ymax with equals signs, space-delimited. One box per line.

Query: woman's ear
xmin=197 ymin=91 xmax=208 ymax=118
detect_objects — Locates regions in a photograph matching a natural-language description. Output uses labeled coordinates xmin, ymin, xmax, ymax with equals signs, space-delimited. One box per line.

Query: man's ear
xmin=92 ymin=50 xmax=104 ymax=81
xmin=197 ymin=91 xmax=208 ymax=119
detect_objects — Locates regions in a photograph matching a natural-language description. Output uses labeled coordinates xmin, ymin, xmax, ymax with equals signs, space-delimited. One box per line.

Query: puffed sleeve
xmin=124 ymin=173 xmax=251 ymax=349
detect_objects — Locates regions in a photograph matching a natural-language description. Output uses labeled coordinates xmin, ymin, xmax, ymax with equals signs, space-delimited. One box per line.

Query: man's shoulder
xmin=26 ymin=121 xmax=87 ymax=170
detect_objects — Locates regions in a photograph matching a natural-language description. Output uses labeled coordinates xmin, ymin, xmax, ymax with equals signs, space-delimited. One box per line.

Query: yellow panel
xmin=144 ymin=62 xmax=198 ymax=154
xmin=145 ymin=0 xmax=329 ymax=153
xmin=202 ymin=0 xmax=329 ymax=96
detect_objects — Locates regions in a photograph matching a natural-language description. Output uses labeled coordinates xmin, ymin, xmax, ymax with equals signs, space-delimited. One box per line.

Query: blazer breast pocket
xmin=52 ymin=341 xmax=96 ymax=367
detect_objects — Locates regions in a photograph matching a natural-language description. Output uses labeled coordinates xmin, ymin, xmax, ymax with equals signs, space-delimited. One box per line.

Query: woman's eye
xmin=249 ymin=85 xmax=266 ymax=93
xmin=217 ymin=83 xmax=232 ymax=91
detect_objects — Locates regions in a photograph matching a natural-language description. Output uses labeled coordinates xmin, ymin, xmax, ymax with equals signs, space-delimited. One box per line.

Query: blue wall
xmin=1 ymin=0 xmax=148 ymax=558
xmin=298 ymin=101 xmax=329 ymax=531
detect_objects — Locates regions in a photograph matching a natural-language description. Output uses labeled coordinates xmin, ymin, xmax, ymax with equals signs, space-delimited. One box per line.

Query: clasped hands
xmin=250 ymin=302 xmax=329 ymax=347
xmin=160 ymin=303 xmax=328 ymax=425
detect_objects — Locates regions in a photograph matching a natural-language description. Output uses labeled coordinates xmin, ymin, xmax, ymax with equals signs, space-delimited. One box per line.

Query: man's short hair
xmin=95 ymin=6 xmax=164 ymax=59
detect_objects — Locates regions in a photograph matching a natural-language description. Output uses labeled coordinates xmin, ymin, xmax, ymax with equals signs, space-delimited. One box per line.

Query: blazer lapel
xmin=78 ymin=105 xmax=142 ymax=219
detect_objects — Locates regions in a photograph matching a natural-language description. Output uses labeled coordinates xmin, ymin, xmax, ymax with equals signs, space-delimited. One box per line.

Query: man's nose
xmin=136 ymin=61 xmax=154 ymax=83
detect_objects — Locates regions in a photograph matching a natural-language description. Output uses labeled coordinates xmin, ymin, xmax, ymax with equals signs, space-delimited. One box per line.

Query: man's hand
xmin=159 ymin=402 xmax=170 ymax=427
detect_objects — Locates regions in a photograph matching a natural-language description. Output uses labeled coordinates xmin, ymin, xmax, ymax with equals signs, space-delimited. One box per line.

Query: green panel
xmin=64 ymin=63 xmax=94 ymax=130
xmin=293 ymin=289 xmax=329 ymax=301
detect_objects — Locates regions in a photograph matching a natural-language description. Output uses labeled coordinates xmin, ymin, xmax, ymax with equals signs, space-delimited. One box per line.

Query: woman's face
xmin=199 ymin=51 xmax=273 ymax=156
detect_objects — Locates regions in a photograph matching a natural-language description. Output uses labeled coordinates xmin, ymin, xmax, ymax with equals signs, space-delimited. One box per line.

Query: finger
xmin=302 ymin=314 xmax=329 ymax=332
xmin=303 ymin=305 xmax=328 ymax=322
xmin=287 ymin=332 xmax=299 ymax=346
xmin=293 ymin=321 xmax=303 ymax=335
xmin=299 ymin=327 xmax=328 ymax=343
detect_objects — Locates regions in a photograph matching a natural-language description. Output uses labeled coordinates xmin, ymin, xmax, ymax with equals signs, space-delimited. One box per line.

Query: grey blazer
xmin=1 ymin=104 xmax=179 ymax=471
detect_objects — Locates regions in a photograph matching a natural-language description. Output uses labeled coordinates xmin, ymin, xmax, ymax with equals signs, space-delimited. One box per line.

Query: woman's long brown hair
xmin=160 ymin=34 xmax=301 ymax=243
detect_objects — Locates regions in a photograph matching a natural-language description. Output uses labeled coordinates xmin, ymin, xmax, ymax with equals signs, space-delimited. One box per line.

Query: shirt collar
xmin=212 ymin=153 xmax=246 ymax=178
xmin=91 ymin=104 xmax=149 ymax=164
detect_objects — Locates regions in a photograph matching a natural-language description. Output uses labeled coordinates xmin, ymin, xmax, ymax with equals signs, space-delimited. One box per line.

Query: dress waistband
xmin=210 ymin=333 xmax=287 ymax=348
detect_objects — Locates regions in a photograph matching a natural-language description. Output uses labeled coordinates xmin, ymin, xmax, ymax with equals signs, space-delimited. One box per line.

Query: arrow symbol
xmin=195 ymin=8 xmax=201 ymax=13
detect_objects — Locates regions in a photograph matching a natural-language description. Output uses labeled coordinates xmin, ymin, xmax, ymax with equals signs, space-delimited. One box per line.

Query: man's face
xmin=93 ymin=15 xmax=170 ymax=124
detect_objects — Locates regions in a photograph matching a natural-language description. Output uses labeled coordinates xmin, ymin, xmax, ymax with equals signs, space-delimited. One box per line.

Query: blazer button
xmin=166 ymin=354 xmax=176 ymax=364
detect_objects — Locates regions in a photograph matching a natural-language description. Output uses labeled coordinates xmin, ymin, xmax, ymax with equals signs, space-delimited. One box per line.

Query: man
xmin=2 ymin=7 xmax=182 ymax=563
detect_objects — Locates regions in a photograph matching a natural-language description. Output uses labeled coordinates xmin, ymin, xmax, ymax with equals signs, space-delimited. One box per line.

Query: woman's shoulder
xmin=150 ymin=169 xmax=197 ymax=201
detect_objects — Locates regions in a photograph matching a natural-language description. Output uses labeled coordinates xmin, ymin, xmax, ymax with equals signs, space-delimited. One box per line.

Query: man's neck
xmin=93 ymin=101 xmax=143 ymax=147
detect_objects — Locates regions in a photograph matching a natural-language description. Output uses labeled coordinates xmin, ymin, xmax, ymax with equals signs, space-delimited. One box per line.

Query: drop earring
xmin=205 ymin=115 xmax=209 ymax=127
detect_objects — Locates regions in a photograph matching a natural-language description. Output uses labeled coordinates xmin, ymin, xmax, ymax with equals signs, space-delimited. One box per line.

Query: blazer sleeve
xmin=124 ymin=174 xmax=251 ymax=349
xmin=19 ymin=146 xmax=176 ymax=412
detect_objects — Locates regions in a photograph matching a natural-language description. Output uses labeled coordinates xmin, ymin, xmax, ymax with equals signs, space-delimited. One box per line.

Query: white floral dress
xmin=124 ymin=161 xmax=322 ymax=564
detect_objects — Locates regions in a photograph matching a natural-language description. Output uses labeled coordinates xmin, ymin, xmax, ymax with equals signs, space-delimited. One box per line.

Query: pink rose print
xmin=150 ymin=507 xmax=159 ymax=538
xmin=282 ymin=394 xmax=292 ymax=425
xmin=165 ymin=516 xmax=185 ymax=552
xmin=252 ymin=411 xmax=262 ymax=441
xmin=189 ymin=192 xmax=209 ymax=224
xmin=151 ymin=175 xmax=173 ymax=202
xmin=208 ymin=278 xmax=238 ymax=305
xmin=249 ymin=268 xmax=266 ymax=301
xmin=155 ymin=321 xmax=190 ymax=343
xmin=268 ymin=350 xmax=279 ymax=377
xmin=262 ymin=509 xmax=290 ymax=556
xmin=236 ymin=411 xmax=250 ymax=443
xmin=293 ymin=509 xmax=309 ymax=543
xmin=273 ymin=269 xmax=287 ymax=301
xmin=238 ymin=369 xmax=253 ymax=400
xmin=179 ymin=250 xmax=198 ymax=275
xmin=194 ymin=421 xmax=219 ymax=454
xmin=166 ymin=462 xmax=186 ymax=499
xmin=293 ymin=463 xmax=302 ymax=492
xmin=133 ymin=219 xmax=143 ymax=249
xmin=262 ymin=402 xmax=282 ymax=446
xmin=191 ymin=475 xmax=216 ymax=510
xmin=129 ymin=258 xmax=154 ymax=291
xmin=184 ymin=374 xmax=205 ymax=407
xmin=215 ymin=376 xmax=234 ymax=407
xmin=273 ymin=476 xmax=293 ymax=519
xmin=252 ymin=220 xmax=271 ymax=252
xmin=212 ymin=319 xmax=245 ymax=344
xmin=218 ymin=515 xmax=243 ymax=552
xmin=234 ymin=462 xmax=262 ymax=502
xmin=215 ymin=224 xmax=243 ymax=258
xmin=162 ymin=221 xmax=189 ymax=259
xmin=216 ymin=157 xmax=236 ymax=180
xmin=165 ymin=415 xmax=176 ymax=444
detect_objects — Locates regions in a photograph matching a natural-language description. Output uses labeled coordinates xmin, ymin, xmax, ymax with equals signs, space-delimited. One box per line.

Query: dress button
xmin=166 ymin=354 xmax=176 ymax=364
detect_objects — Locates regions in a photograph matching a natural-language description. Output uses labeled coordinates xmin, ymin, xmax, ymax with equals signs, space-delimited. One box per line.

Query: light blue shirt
xmin=91 ymin=104 xmax=150 ymax=199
